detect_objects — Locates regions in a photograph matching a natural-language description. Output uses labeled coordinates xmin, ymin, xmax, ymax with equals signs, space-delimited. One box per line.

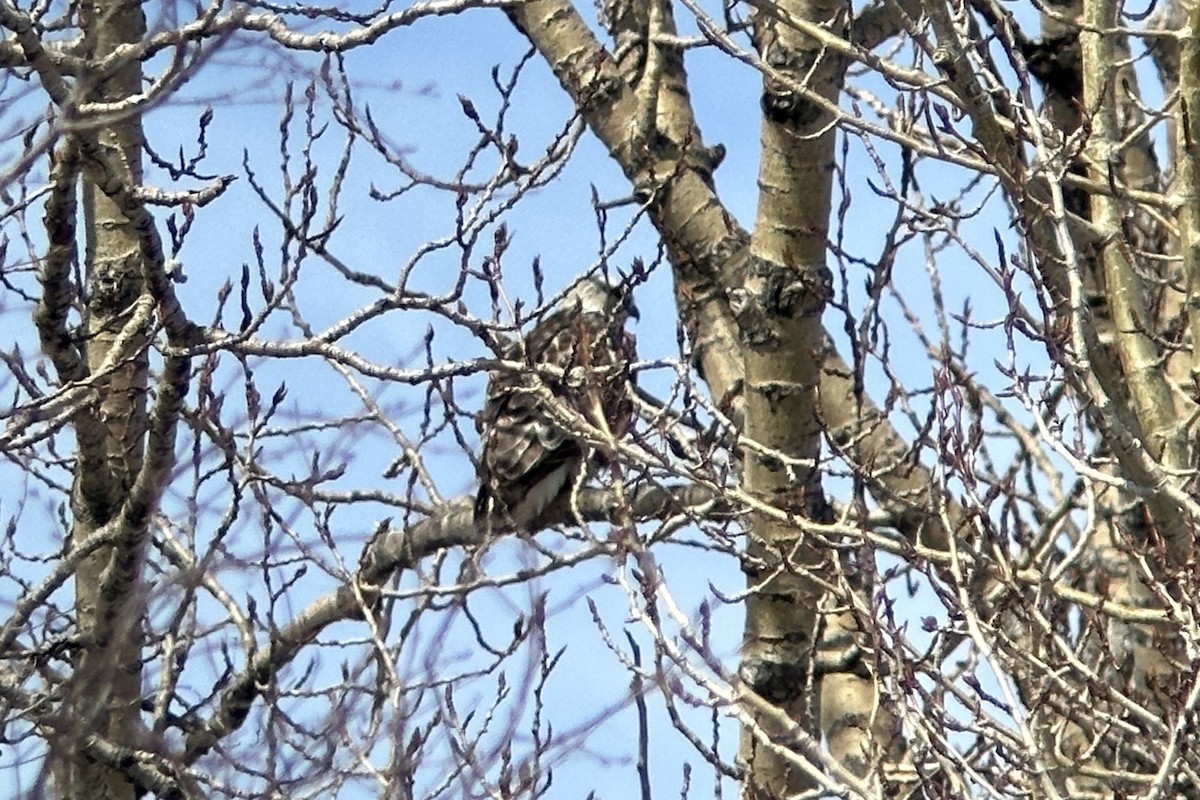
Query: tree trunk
xmin=58 ymin=2 xmax=149 ymax=797
xmin=736 ymin=0 xmax=844 ymax=795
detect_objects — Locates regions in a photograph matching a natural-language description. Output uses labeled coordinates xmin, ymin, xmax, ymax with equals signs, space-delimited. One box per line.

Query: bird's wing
xmin=475 ymin=300 xmax=636 ymax=531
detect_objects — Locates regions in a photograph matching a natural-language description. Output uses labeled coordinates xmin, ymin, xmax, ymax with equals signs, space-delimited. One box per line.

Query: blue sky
xmin=0 ymin=1 xmax=1091 ymax=796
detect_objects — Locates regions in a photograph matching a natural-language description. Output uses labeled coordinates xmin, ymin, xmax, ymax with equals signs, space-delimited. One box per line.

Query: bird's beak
xmin=627 ymin=298 xmax=641 ymax=321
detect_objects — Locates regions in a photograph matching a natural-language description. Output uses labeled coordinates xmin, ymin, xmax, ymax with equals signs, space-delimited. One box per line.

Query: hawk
xmin=475 ymin=277 xmax=639 ymax=533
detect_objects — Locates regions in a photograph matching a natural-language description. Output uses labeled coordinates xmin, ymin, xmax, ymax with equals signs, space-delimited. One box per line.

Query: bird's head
xmin=565 ymin=277 xmax=640 ymax=322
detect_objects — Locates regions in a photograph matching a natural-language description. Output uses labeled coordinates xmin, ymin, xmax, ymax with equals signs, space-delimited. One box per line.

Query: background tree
xmin=1 ymin=0 xmax=1197 ymax=798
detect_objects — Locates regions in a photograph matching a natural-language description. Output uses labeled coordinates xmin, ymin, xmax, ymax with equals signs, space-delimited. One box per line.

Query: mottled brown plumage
xmin=475 ymin=278 xmax=638 ymax=532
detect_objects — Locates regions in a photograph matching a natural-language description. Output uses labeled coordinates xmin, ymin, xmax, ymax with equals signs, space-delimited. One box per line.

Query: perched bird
xmin=475 ymin=277 xmax=639 ymax=532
